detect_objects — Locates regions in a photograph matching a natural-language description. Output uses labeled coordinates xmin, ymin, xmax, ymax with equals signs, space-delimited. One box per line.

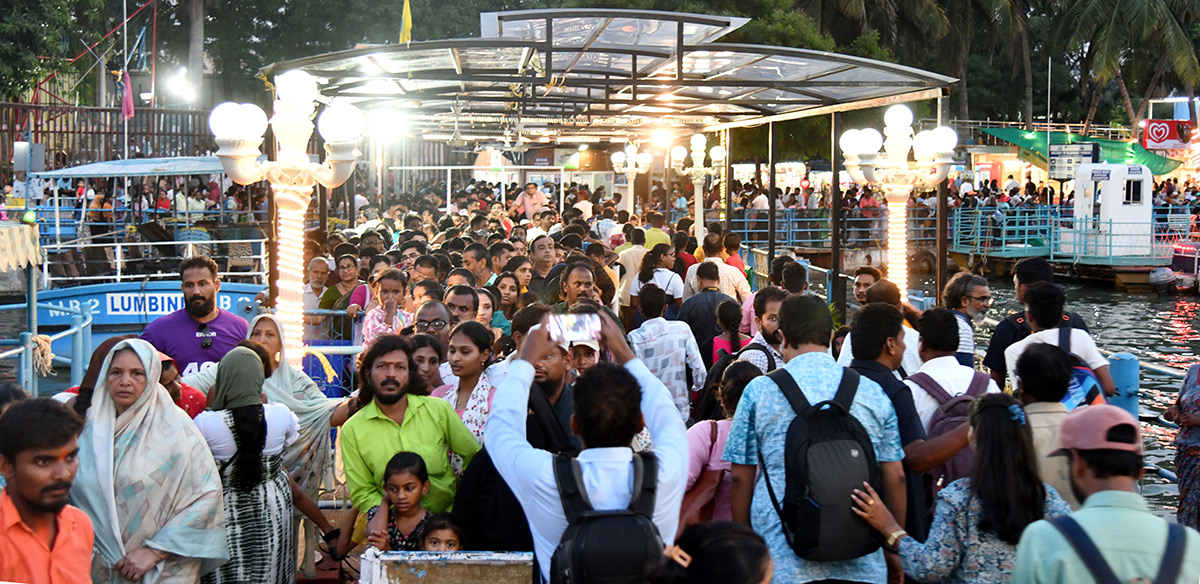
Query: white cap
xmin=570 ymin=339 xmax=600 ymax=352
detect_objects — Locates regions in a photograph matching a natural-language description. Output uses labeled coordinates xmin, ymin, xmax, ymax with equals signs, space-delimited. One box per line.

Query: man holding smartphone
xmin=485 ymin=312 xmax=688 ymax=583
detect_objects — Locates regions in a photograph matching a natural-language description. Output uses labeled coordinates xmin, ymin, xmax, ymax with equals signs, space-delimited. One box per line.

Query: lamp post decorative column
xmin=839 ymin=104 xmax=956 ymax=295
xmin=671 ymin=134 xmax=727 ymax=238
xmin=210 ymin=69 xmax=364 ymax=366
xmin=611 ymin=144 xmax=652 ymax=215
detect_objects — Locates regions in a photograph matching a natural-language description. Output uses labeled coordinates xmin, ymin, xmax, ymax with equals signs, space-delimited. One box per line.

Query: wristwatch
xmin=886 ymin=529 xmax=908 ymax=549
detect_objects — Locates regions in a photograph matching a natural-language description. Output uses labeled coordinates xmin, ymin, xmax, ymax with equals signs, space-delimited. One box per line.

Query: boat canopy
xmin=981 ymin=128 xmax=1182 ymax=176
xmin=31 ymin=156 xmax=225 ymax=179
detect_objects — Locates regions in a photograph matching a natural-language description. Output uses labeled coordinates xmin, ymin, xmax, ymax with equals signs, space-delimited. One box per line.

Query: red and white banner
xmin=1142 ymin=119 xmax=1193 ymax=150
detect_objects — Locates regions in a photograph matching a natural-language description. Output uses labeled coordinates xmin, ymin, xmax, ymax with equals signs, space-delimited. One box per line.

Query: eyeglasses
xmin=967 ymin=295 xmax=993 ymax=305
xmin=415 ymin=319 xmax=449 ymax=332
xmin=198 ymin=322 xmax=213 ymax=349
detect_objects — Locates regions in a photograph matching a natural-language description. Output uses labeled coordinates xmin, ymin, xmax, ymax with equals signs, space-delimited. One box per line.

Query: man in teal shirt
xmin=1012 ymin=405 xmax=1200 ymax=582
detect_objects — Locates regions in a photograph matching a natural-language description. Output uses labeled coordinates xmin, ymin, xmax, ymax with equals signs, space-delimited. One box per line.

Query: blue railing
xmin=669 ymin=207 xmax=938 ymax=251
xmin=33 ymin=204 xmax=269 ymax=246
xmin=0 ymin=303 xmax=93 ymax=393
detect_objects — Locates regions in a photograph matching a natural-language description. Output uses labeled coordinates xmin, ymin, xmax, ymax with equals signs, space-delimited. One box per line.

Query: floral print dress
xmin=433 ymin=372 xmax=496 ymax=475
xmin=898 ymin=478 xmax=1071 ymax=583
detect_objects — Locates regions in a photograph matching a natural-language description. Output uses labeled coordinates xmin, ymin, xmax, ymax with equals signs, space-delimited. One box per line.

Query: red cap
xmin=1049 ymin=405 xmax=1142 ymax=456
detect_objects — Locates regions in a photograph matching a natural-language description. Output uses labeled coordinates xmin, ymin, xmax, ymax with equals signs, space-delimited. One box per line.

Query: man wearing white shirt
xmin=1004 ymin=282 xmax=1116 ymax=399
xmin=485 ymin=313 xmax=687 ymax=584
xmin=904 ymin=309 xmax=1001 ymax=431
xmin=750 ymin=189 xmax=769 ymax=210
xmin=302 ymin=257 xmax=330 ymax=341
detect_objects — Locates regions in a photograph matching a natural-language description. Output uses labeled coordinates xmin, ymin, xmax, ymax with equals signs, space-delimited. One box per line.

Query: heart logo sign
xmin=1147 ymin=122 xmax=1171 ymax=143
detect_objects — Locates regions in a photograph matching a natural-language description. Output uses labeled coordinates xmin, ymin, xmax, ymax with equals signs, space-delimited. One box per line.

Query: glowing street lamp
xmin=611 ymin=144 xmax=652 ymax=214
xmin=840 ymin=104 xmax=956 ymax=294
xmin=671 ymin=134 xmax=727 ymax=237
xmin=209 ymin=69 xmax=363 ymax=366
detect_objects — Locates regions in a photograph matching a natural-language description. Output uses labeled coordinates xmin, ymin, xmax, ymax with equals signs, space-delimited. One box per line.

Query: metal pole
xmin=724 ymin=129 xmax=732 ymax=234
xmin=82 ymin=303 xmax=92 ymax=362
xmin=446 ymin=168 xmax=452 ymax=214
xmin=830 ymin=113 xmax=846 ymax=318
xmin=937 ymin=96 xmax=950 ymax=300
xmin=71 ymin=314 xmax=84 ymax=386
xmin=319 ymin=185 xmax=328 ymax=233
xmin=767 ymin=122 xmax=777 ymax=261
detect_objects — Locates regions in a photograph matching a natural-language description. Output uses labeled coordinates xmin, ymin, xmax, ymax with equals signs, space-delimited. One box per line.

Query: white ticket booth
xmin=1058 ymin=163 xmax=1154 ymax=258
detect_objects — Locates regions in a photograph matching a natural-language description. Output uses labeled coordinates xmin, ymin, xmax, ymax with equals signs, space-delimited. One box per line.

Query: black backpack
xmin=758 ymin=368 xmax=883 ymax=562
xmin=550 ymin=452 xmax=662 ymax=584
xmin=692 ymin=343 xmax=776 ymax=422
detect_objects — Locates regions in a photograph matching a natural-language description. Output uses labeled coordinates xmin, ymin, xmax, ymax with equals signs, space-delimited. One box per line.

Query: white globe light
xmin=931 ymin=126 xmax=958 ymax=152
xmin=636 ymin=152 xmax=653 ymax=167
xmin=858 ymin=128 xmax=884 ymax=154
xmin=671 ymin=145 xmax=688 ymax=164
xmin=317 ymin=103 xmax=366 ymax=143
xmin=275 ymin=70 xmax=320 ymax=104
xmin=839 ymin=129 xmax=861 ymax=154
xmin=625 ymin=144 xmax=638 ymax=160
xmin=690 ymin=134 xmax=707 ymax=150
xmin=611 ymin=151 xmax=626 ymax=166
xmin=710 ymin=145 xmax=727 ymax=161
xmin=884 ymin=105 xmax=914 ymax=129
xmin=912 ymin=130 xmax=934 ymax=156
xmin=209 ymin=102 xmax=243 ymax=138
xmin=239 ymin=104 xmax=269 ymax=139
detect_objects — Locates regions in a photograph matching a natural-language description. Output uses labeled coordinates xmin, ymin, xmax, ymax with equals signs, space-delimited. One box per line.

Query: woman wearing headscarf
xmin=183 ymin=315 xmax=351 ymax=554
xmin=195 ymin=347 xmax=299 ymax=584
xmin=71 ymin=339 xmax=227 ymax=584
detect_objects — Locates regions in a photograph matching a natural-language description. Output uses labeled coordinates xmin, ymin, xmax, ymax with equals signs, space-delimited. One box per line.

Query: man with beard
xmin=0 ymin=399 xmax=94 ymax=584
xmin=736 ymin=286 xmax=788 ymax=374
xmin=941 ymin=271 xmax=991 ymax=367
xmin=340 ymin=334 xmax=479 ymax=517
xmin=142 ymin=256 xmax=248 ymax=377
xmin=527 ymin=321 xmax=580 ymax=450
xmin=1012 ymin=405 xmax=1200 ymax=582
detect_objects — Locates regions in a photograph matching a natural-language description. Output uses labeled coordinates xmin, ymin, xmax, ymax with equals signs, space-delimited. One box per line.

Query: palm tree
xmin=796 ymin=0 xmax=950 ymax=58
xmin=1060 ymin=0 xmax=1200 ymax=134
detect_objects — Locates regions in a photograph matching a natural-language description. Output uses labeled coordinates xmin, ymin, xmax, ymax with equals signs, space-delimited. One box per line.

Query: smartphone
xmin=548 ymin=314 xmax=601 ymax=343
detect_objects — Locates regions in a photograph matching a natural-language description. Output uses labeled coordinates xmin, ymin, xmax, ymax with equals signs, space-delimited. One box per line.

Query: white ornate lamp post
xmin=611 ymin=144 xmax=652 ymax=215
xmin=210 ymin=69 xmax=364 ymax=366
xmin=671 ymin=134 xmax=727 ymax=237
xmin=840 ymin=104 xmax=955 ymax=295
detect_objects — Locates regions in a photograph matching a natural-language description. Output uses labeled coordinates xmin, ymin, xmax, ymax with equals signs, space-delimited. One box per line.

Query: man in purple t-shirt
xmin=142 ymin=255 xmax=248 ymax=377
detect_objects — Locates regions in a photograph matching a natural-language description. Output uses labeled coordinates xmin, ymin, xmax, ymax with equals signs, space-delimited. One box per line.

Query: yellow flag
xmin=399 ymin=0 xmax=413 ymax=43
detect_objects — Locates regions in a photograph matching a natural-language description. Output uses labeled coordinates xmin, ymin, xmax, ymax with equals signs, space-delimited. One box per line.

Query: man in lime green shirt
xmin=644 ymin=212 xmax=670 ymax=250
xmin=1012 ymin=405 xmax=1200 ymax=582
xmin=341 ymin=335 xmax=480 ymax=514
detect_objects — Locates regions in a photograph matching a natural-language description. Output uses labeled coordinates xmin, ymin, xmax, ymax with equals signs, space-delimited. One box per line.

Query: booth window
xmin=1124 ymin=180 xmax=1142 ymax=205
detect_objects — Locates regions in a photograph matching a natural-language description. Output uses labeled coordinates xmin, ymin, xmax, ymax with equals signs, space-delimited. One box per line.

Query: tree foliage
xmin=0 ymin=0 xmax=73 ymax=99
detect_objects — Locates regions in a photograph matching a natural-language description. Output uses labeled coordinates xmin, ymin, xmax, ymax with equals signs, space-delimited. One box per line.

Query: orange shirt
xmin=0 ymin=489 xmax=94 ymax=584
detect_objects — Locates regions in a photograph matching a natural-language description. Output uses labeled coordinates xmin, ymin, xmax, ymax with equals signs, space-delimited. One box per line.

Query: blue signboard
xmin=37 ymin=281 xmax=264 ymax=329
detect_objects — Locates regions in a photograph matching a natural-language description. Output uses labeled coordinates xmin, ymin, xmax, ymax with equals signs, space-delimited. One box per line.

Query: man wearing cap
xmin=1012 ymin=405 xmax=1200 ymax=582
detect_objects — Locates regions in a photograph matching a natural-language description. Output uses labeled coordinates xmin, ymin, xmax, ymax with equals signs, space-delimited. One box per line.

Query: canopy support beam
xmin=703 ymin=88 xmax=946 ymax=132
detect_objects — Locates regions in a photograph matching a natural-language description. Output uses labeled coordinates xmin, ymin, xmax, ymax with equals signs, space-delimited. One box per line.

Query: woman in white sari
xmin=72 ymin=338 xmax=227 ymax=583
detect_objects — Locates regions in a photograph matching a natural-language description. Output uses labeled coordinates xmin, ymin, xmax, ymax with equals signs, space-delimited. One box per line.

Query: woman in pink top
xmin=685 ymin=361 xmax=762 ymax=521
xmin=712 ymin=299 xmax=752 ymax=364
xmin=431 ymin=321 xmax=496 ymax=475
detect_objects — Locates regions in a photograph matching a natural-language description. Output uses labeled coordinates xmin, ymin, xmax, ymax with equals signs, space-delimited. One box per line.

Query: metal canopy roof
xmin=260 ymin=8 xmax=955 ymax=144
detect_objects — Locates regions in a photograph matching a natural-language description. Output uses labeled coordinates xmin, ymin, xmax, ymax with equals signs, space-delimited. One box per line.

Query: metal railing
xmin=34 ymin=204 xmax=270 ymax=247
xmin=669 ymin=207 xmax=938 ymax=251
xmin=0 ymin=303 xmax=92 ymax=393
xmin=40 ymin=233 xmax=268 ymax=287
xmin=952 ymin=205 xmax=1192 ymax=264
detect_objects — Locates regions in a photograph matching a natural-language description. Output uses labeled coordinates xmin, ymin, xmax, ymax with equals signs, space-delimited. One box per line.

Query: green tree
xmin=1 ymin=0 xmax=73 ymax=99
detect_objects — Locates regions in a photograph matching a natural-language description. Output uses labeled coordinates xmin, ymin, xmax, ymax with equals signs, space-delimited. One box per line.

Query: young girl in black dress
xmin=365 ymin=452 xmax=433 ymax=551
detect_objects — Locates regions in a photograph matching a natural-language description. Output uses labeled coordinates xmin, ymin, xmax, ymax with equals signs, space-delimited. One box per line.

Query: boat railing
xmin=32 ymin=204 xmax=270 ymax=248
xmin=0 ymin=302 xmax=92 ymax=393
xmin=38 ymin=231 xmax=269 ymax=288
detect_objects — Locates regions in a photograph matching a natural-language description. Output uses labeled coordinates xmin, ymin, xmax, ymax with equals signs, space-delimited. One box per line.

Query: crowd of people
xmin=2 ymin=177 xmax=1200 ymax=584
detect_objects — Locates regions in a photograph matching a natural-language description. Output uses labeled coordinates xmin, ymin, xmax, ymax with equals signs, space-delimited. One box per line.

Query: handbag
xmin=678 ymin=421 xmax=725 ymax=534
